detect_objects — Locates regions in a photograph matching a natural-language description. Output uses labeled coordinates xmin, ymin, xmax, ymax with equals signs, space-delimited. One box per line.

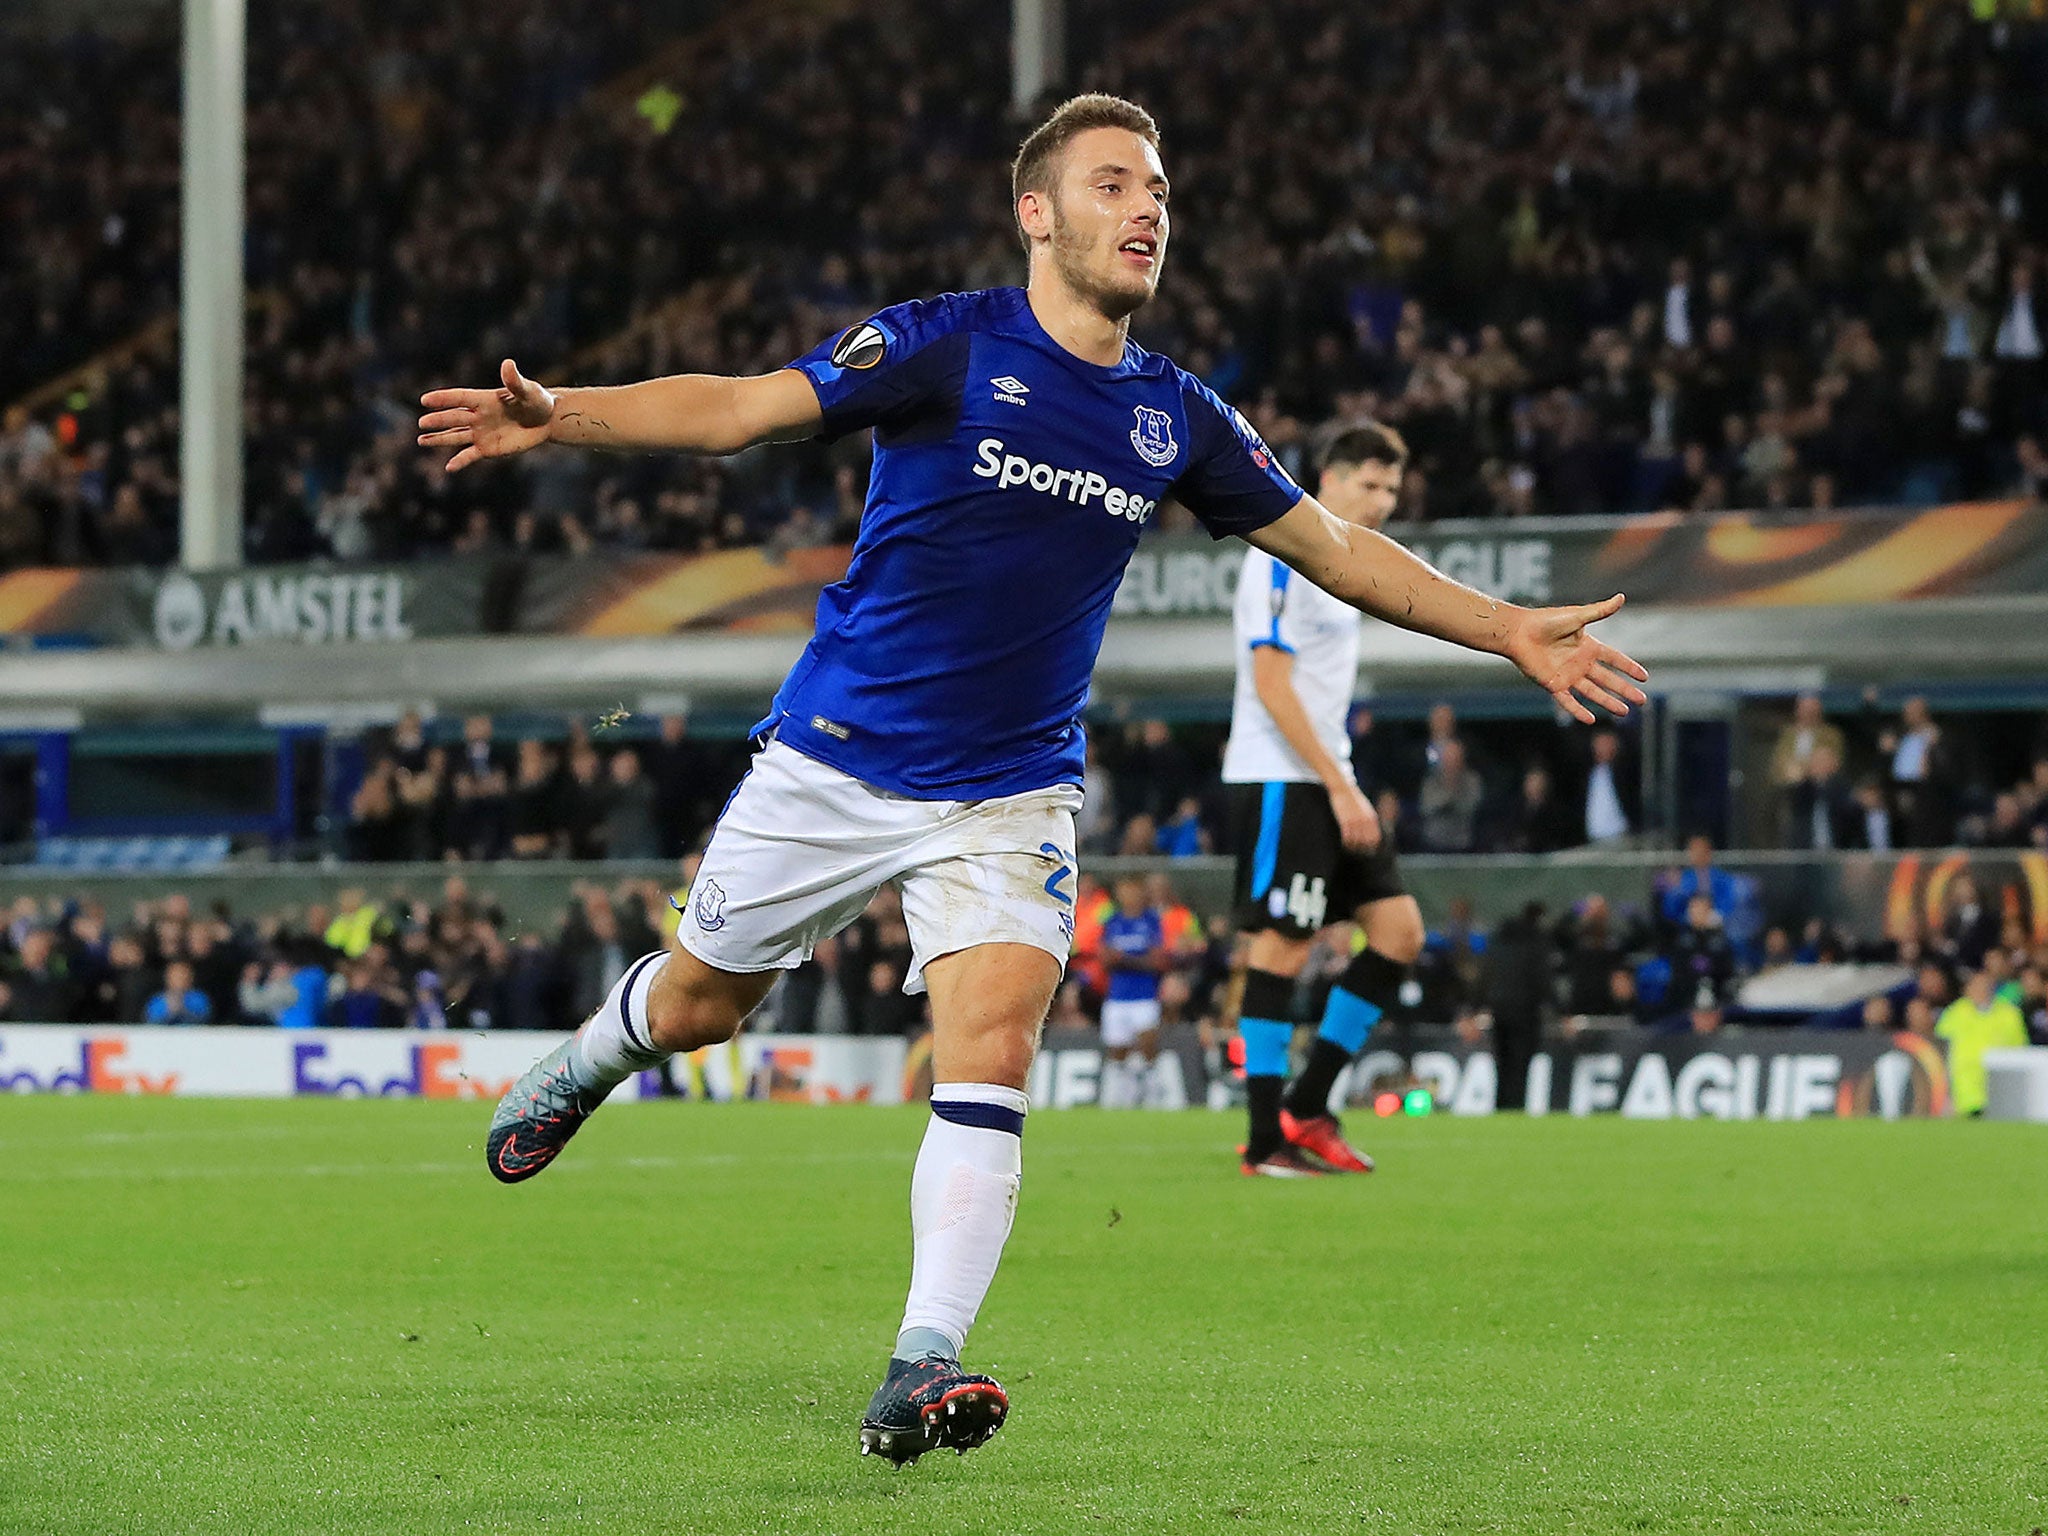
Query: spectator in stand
xmin=326 ymin=957 xmax=404 ymax=1029
xmin=1660 ymin=895 xmax=1738 ymax=1034
xmin=1884 ymin=696 xmax=1957 ymax=848
xmin=647 ymin=714 xmax=713 ymax=857
xmin=395 ymin=748 xmax=452 ymax=861
xmin=5 ymin=927 xmax=75 ymax=1021
xmin=1972 ymin=790 xmax=2033 ymax=849
xmin=1575 ymin=729 xmax=1636 ymax=846
xmin=1117 ymin=814 xmax=1160 ymax=857
xmin=1076 ymin=740 xmax=1117 ymax=856
xmin=1771 ymin=694 xmax=1847 ymax=798
xmin=602 ymin=749 xmax=660 ymax=860
xmin=1347 ymin=707 xmax=1393 ymax=800
xmin=1501 ymin=765 xmax=1575 ymax=854
xmin=2016 ymin=963 xmax=2048 ymax=1047
xmin=835 ymin=886 xmax=914 ymax=1037
xmin=239 ymin=959 xmax=300 ymax=1025
xmin=508 ymin=740 xmax=565 ymax=860
xmin=1936 ymin=968 xmax=2028 ymax=1117
xmin=1940 ymin=875 xmax=2000 ymax=971
xmin=324 ymin=888 xmax=383 ymax=960
xmin=566 ymin=899 xmax=631 ymax=1020
xmin=11 ymin=0 xmax=2048 ymax=575
xmin=1418 ymin=737 xmax=1484 ymax=853
xmin=1482 ymin=902 xmax=1551 ymax=1111
xmin=1154 ymin=797 xmax=1208 ymax=857
xmin=1413 ymin=897 xmax=1486 ymax=1020
xmin=1119 ymin=720 xmax=1192 ymax=826
xmin=349 ymin=759 xmax=407 ymax=862
xmin=107 ymin=935 xmax=155 ymax=1023
xmin=1555 ymin=894 xmax=1634 ymax=1017
xmin=1421 ymin=704 xmax=1464 ymax=783
xmin=1660 ymin=836 xmax=1740 ymax=929
xmin=144 ymin=959 xmax=211 ymax=1025
xmin=64 ymin=905 xmax=118 ymax=1023
xmin=1787 ymin=742 xmax=1862 ymax=851
xmin=450 ymin=720 xmax=511 ymax=859
xmin=184 ymin=922 xmax=241 ymax=1021
xmin=1853 ymin=778 xmax=1895 ymax=852
xmin=562 ymin=744 xmax=610 ymax=861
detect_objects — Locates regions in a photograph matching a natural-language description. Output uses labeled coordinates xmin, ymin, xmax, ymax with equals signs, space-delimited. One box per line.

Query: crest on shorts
xmin=692 ymin=878 xmax=728 ymax=932
xmin=1129 ymin=406 xmax=1179 ymax=467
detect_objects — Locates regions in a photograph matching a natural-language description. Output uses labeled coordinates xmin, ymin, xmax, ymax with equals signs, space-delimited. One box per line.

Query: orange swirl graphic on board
xmin=1922 ymin=852 xmax=1970 ymax=933
xmin=574 ymin=547 xmax=852 ymax=636
xmin=1885 ymin=856 xmax=1921 ymax=938
xmin=1719 ymin=500 xmax=2027 ymax=606
xmin=0 ymin=568 xmax=84 ymax=633
xmin=1701 ymin=516 xmax=1849 ymax=566
xmin=2021 ymin=852 xmax=2048 ymax=945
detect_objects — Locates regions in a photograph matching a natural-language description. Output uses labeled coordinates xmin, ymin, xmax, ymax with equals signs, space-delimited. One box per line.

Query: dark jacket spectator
xmin=1882 ymin=697 xmax=1958 ymax=848
xmin=602 ymin=750 xmax=660 ymax=860
xmin=1500 ymin=766 xmax=1576 ymax=854
xmin=6 ymin=928 xmax=76 ymax=1021
xmin=1785 ymin=744 xmax=1863 ymax=851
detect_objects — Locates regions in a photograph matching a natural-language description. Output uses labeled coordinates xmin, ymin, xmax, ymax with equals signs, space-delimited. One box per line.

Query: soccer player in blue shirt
xmin=418 ymin=93 xmax=1647 ymax=1464
xmin=1098 ymin=874 xmax=1168 ymax=1109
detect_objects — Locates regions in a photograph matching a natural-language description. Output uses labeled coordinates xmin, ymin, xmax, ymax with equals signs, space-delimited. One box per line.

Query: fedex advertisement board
xmin=0 ymin=1027 xmax=907 ymax=1105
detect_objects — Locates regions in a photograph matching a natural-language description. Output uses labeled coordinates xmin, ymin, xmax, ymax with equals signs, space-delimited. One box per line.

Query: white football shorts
xmin=676 ymin=738 xmax=1082 ymax=995
xmin=1099 ymin=997 xmax=1164 ymax=1049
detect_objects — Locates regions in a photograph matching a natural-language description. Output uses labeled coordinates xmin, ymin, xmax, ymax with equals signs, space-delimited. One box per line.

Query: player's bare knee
xmin=644 ymin=951 xmax=768 ymax=1052
xmin=1246 ymin=928 xmax=1313 ymax=977
xmin=981 ymin=1023 xmax=1040 ymax=1088
xmin=1366 ymin=898 xmax=1425 ymax=967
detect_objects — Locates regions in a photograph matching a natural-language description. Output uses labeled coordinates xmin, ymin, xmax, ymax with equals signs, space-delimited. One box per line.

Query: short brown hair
xmin=1319 ymin=420 xmax=1409 ymax=475
xmin=1011 ymin=93 xmax=1161 ymax=253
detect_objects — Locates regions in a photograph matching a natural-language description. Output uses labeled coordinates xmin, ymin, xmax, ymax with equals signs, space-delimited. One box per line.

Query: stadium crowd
xmin=333 ymin=690 xmax=2048 ymax=869
xmin=7 ymin=846 xmax=2046 ymax=1064
xmin=5 ymin=0 xmax=2048 ymax=574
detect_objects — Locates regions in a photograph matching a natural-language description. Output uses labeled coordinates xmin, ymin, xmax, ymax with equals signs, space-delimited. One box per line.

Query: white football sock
xmin=572 ymin=950 xmax=670 ymax=1087
xmin=894 ymin=1082 xmax=1027 ymax=1361
xmin=1099 ymin=1056 xmax=1128 ymax=1109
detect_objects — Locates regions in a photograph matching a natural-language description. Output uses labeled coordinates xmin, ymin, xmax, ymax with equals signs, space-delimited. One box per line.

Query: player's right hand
xmin=417 ymin=359 xmax=556 ymax=473
xmin=1327 ymin=779 xmax=1382 ymax=853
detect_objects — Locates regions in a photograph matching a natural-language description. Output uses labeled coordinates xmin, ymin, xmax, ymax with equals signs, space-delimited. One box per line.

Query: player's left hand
xmin=1503 ymin=594 xmax=1649 ymax=725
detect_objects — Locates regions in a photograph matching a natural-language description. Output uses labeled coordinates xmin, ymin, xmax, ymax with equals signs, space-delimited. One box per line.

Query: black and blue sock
xmin=1238 ymin=968 xmax=1296 ymax=1161
xmin=1284 ymin=949 xmax=1404 ymax=1120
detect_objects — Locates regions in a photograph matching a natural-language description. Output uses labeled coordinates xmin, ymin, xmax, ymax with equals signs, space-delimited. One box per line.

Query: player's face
xmin=1328 ymin=460 xmax=1404 ymax=529
xmin=1046 ymin=127 xmax=1170 ymax=320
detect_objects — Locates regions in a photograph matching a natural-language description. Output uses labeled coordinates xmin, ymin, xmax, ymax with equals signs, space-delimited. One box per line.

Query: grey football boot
xmin=485 ymin=1037 xmax=611 ymax=1183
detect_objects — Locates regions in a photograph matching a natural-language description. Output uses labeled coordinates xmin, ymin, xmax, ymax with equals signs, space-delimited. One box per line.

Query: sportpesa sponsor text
xmin=971 ymin=437 xmax=1159 ymax=523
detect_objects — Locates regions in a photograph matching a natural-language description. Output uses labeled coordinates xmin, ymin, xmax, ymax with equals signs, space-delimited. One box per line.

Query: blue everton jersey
xmin=757 ymin=286 xmax=1302 ymax=798
xmin=1102 ymin=909 xmax=1165 ymax=1004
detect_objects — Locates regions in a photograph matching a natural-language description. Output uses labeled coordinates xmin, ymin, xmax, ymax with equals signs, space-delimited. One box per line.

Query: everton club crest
xmin=692 ymin=878 xmax=728 ymax=931
xmin=1129 ymin=405 xmax=1179 ymax=467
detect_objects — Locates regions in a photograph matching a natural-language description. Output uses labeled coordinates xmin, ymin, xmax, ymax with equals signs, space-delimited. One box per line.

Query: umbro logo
xmin=991 ymin=376 xmax=1030 ymax=406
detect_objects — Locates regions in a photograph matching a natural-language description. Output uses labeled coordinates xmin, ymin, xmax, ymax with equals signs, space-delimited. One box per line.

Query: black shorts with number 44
xmin=1229 ymin=781 xmax=1407 ymax=939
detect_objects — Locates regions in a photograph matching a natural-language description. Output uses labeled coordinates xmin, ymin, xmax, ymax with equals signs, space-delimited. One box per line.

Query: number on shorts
xmin=1039 ymin=842 xmax=1075 ymax=906
xmin=1286 ymin=873 xmax=1328 ymax=930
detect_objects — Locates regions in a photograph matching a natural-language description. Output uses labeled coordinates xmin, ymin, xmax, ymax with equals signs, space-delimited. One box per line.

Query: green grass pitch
xmin=4 ymin=1098 xmax=2045 ymax=1535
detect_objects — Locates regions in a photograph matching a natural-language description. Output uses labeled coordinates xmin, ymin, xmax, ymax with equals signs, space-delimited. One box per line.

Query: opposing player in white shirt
xmin=1222 ymin=423 xmax=1425 ymax=1176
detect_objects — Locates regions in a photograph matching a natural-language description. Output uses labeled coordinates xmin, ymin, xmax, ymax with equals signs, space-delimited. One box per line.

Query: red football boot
xmin=1279 ymin=1110 xmax=1375 ymax=1173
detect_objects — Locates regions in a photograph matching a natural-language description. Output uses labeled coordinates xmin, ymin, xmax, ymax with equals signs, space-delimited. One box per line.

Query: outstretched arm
xmin=417 ymin=359 xmax=823 ymax=472
xmin=1247 ymin=496 xmax=1650 ymax=724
